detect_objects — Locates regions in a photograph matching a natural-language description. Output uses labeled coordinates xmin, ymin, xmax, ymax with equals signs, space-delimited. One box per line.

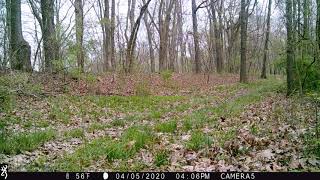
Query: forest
xmin=0 ymin=0 xmax=320 ymax=172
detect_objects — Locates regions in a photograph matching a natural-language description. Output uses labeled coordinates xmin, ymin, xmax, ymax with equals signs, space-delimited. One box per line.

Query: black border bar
xmin=2 ymin=172 xmax=320 ymax=180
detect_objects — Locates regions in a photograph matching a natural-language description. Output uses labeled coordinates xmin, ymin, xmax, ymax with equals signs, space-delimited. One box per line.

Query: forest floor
xmin=0 ymin=72 xmax=319 ymax=172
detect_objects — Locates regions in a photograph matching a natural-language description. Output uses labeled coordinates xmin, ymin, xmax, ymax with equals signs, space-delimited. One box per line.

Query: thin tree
xmin=317 ymin=0 xmax=320 ymax=49
xmin=110 ymin=0 xmax=116 ymax=70
xmin=75 ymin=0 xmax=84 ymax=72
xmin=143 ymin=0 xmax=155 ymax=73
xmin=240 ymin=0 xmax=248 ymax=83
xmin=286 ymin=0 xmax=294 ymax=95
xmin=261 ymin=0 xmax=272 ymax=79
xmin=191 ymin=0 xmax=201 ymax=73
xmin=103 ymin=0 xmax=110 ymax=71
xmin=125 ymin=0 xmax=152 ymax=73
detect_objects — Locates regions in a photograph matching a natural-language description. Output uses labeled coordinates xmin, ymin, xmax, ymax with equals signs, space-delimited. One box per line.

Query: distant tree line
xmin=0 ymin=0 xmax=319 ymax=94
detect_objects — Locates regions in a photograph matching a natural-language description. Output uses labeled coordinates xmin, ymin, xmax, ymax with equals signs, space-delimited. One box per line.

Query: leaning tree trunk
xmin=125 ymin=0 xmax=152 ymax=73
xmin=8 ymin=0 xmax=31 ymax=72
xmin=240 ymin=0 xmax=248 ymax=83
xmin=261 ymin=0 xmax=272 ymax=79
xmin=75 ymin=0 xmax=84 ymax=72
xmin=191 ymin=0 xmax=200 ymax=73
xmin=41 ymin=0 xmax=58 ymax=72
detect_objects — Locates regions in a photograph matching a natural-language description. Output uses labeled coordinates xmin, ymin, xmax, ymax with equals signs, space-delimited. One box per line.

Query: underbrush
xmin=0 ymin=73 xmax=43 ymax=112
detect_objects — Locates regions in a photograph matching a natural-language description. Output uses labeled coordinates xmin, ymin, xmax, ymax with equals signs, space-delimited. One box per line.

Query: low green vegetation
xmin=64 ymin=128 xmax=85 ymax=139
xmin=186 ymin=131 xmax=213 ymax=151
xmin=155 ymin=120 xmax=177 ymax=133
xmin=154 ymin=150 xmax=169 ymax=167
xmin=0 ymin=129 xmax=56 ymax=155
xmin=54 ymin=126 xmax=154 ymax=171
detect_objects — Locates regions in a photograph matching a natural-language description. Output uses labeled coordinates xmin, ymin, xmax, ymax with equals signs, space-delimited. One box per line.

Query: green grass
xmin=64 ymin=128 xmax=85 ymax=139
xmin=154 ymin=150 xmax=169 ymax=167
xmin=182 ymin=119 xmax=193 ymax=131
xmin=0 ymin=129 xmax=56 ymax=155
xmin=87 ymin=123 xmax=110 ymax=133
xmin=53 ymin=126 xmax=154 ymax=171
xmin=186 ymin=131 xmax=213 ymax=151
xmin=155 ymin=120 xmax=177 ymax=133
xmin=111 ymin=119 xmax=126 ymax=127
xmin=213 ymin=128 xmax=236 ymax=146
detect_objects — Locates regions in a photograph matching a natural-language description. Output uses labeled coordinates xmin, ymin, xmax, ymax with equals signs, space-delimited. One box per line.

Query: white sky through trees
xmin=18 ymin=0 xmax=278 ymax=70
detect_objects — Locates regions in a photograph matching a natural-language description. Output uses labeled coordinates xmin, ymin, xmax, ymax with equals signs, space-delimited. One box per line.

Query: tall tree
xmin=191 ymin=0 xmax=201 ymax=73
xmin=110 ymin=0 xmax=116 ymax=70
xmin=143 ymin=0 xmax=155 ymax=72
xmin=240 ymin=0 xmax=248 ymax=83
xmin=7 ymin=0 xmax=31 ymax=71
xmin=211 ymin=0 xmax=223 ymax=73
xmin=177 ymin=0 xmax=186 ymax=73
xmin=317 ymin=0 xmax=320 ymax=49
xmin=40 ymin=0 xmax=58 ymax=72
xmin=75 ymin=0 xmax=84 ymax=72
xmin=158 ymin=0 xmax=174 ymax=71
xmin=103 ymin=0 xmax=110 ymax=71
xmin=125 ymin=0 xmax=152 ymax=73
xmin=286 ymin=0 xmax=294 ymax=95
xmin=0 ymin=0 xmax=8 ymax=69
xmin=261 ymin=0 xmax=272 ymax=79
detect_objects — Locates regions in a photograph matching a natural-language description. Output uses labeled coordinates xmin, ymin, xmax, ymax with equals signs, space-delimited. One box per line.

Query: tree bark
xmin=191 ymin=0 xmax=200 ymax=73
xmin=125 ymin=0 xmax=152 ymax=73
xmin=159 ymin=0 xmax=174 ymax=71
xmin=8 ymin=0 xmax=31 ymax=72
xmin=317 ymin=0 xmax=320 ymax=49
xmin=110 ymin=0 xmax=116 ymax=70
xmin=286 ymin=0 xmax=294 ymax=95
xmin=75 ymin=0 xmax=84 ymax=72
xmin=240 ymin=0 xmax=248 ymax=83
xmin=143 ymin=0 xmax=155 ymax=73
xmin=41 ymin=0 xmax=58 ymax=72
xmin=177 ymin=0 xmax=186 ymax=73
xmin=103 ymin=0 xmax=110 ymax=71
xmin=261 ymin=0 xmax=272 ymax=79
xmin=211 ymin=0 xmax=223 ymax=74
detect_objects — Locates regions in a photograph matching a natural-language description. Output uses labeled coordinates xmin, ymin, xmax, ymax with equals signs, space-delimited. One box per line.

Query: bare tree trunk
xmin=211 ymin=0 xmax=223 ymax=73
xmin=75 ymin=0 xmax=84 ymax=72
xmin=261 ymin=0 xmax=271 ymax=79
xmin=125 ymin=0 xmax=152 ymax=73
xmin=110 ymin=0 xmax=116 ymax=70
xmin=1 ymin=1 xmax=8 ymax=69
xmin=159 ymin=0 xmax=174 ymax=71
xmin=8 ymin=0 xmax=31 ymax=72
xmin=286 ymin=0 xmax=294 ymax=95
xmin=191 ymin=0 xmax=200 ymax=73
xmin=177 ymin=0 xmax=185 ymax=73
xmin=317 ymin=0 xmax=320 ymax=49
xmin=103 ymin=0 xmax=110 ymax=71
xmin=169 ymin=2 xmax=178 ymax=71
xmin=41 ymin=0 xmax=58 ymax=72
xmin=240 ymin=0 xmax=248 ymax=83
xmin=143 ymin=0 xmax=155 ymax=73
